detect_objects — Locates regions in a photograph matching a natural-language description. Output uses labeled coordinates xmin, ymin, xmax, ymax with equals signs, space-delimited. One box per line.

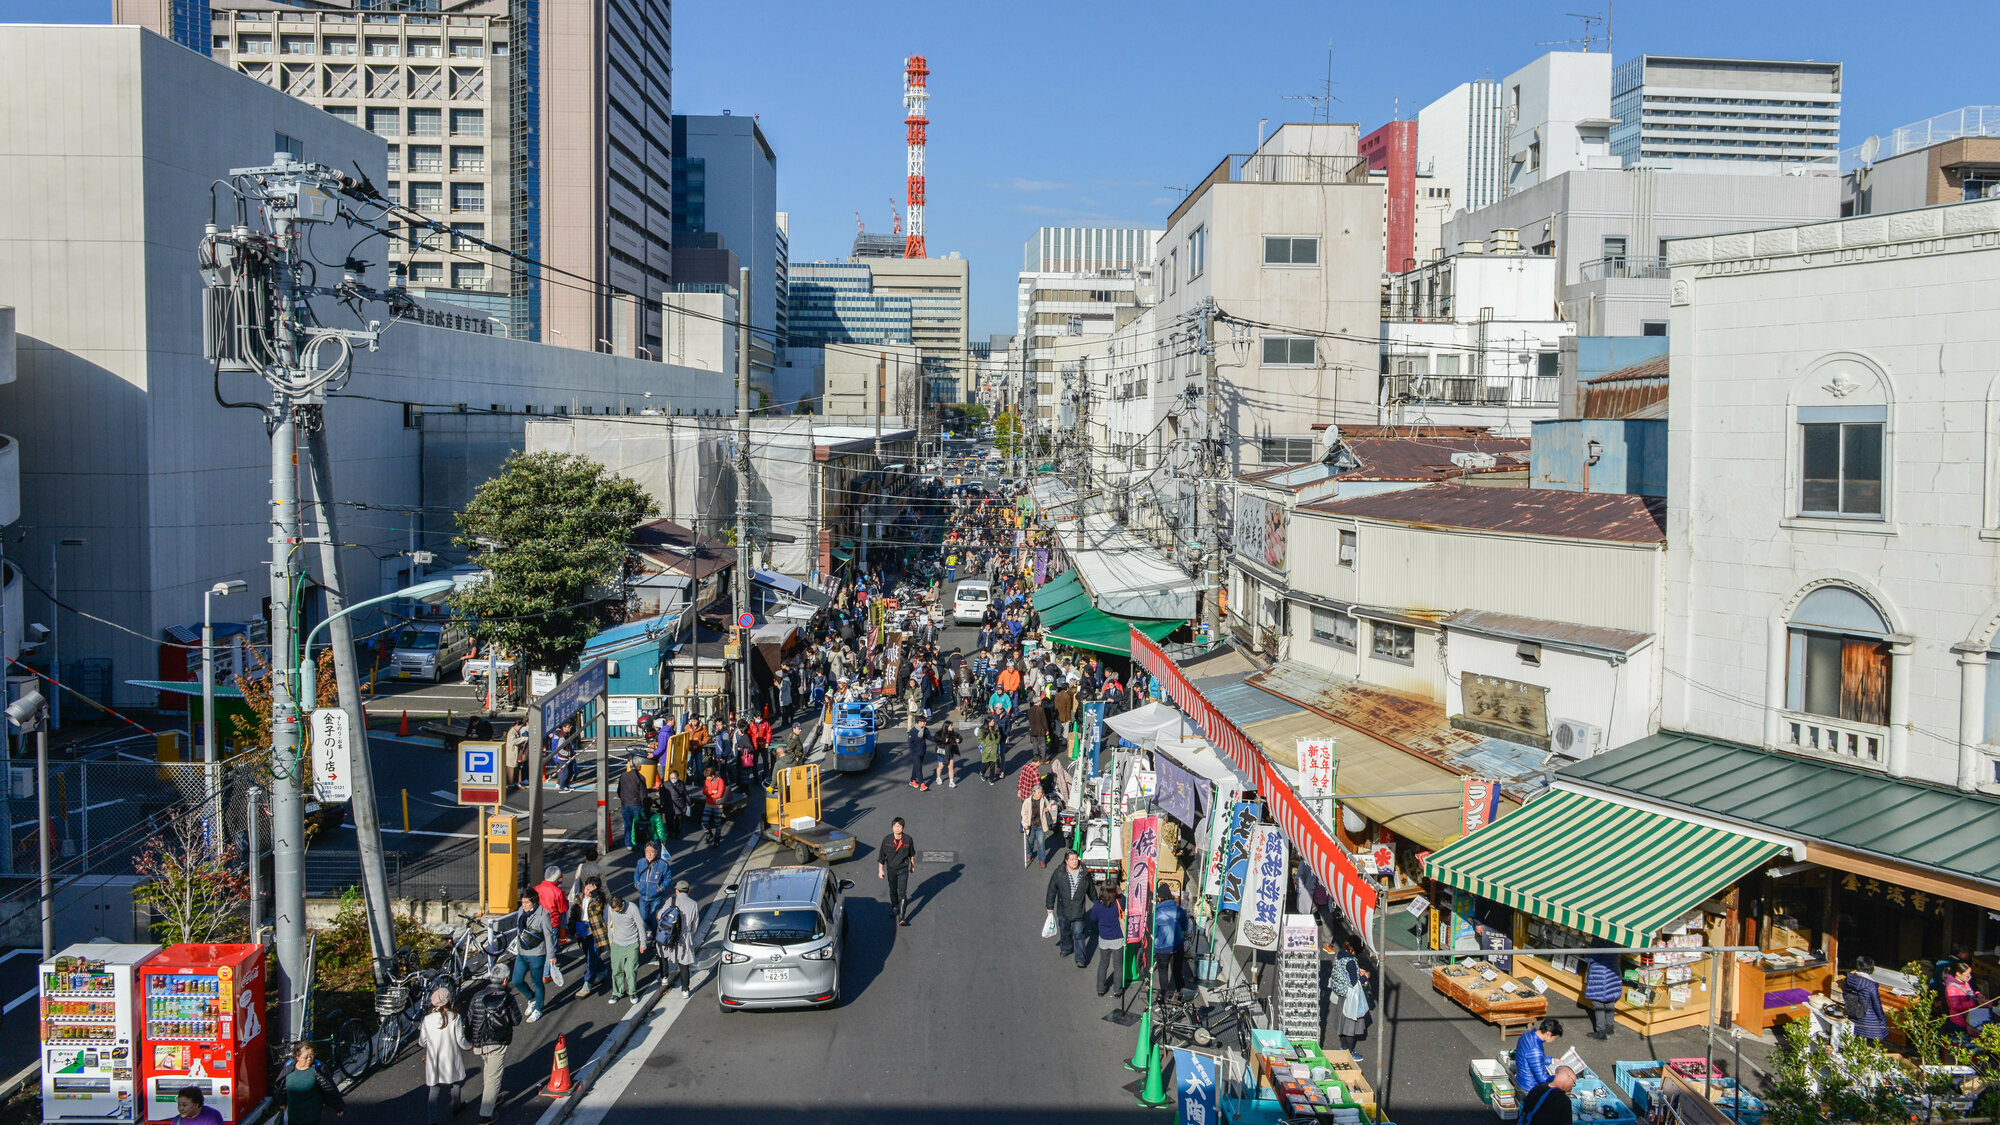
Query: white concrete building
xmin=1418 ymin=79 xmax=1506 ymax=215
xmin=1842 ymin=106 xmax=2000 ymax=217
xmin=0 ymin=26 xmax=732 ymax=704
xmin=1444 ymin=166 xmax=1840 ymax=337
xmin=1500 ymin=52 xmax=1620 ymax=198
xmin=1662 ymin=196 xmax=2000 ymax=793
xmin=1145 ymin=123 xmax=1385 ymax=468
xmin=1017 ymin=227 xmax=1159 ymax=426
xmin=1380 ymin=242 xmax=1570 ymax=434
xmin=1611 ymin=55 xmax=1842 ymax=175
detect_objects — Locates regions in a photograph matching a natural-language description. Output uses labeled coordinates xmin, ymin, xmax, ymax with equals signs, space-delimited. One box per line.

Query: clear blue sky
xmin=9 ymin=0 xmax=2000 ymax=337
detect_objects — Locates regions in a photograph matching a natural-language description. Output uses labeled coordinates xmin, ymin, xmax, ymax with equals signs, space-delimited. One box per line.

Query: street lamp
xmin=7 ymin=684 xmax=49 ymax=958
xmin=203 ymin=579 xmax=248 ymax=851
xmin=49 ymin=538 xmax=83 ymax=730
xmin=297 ymin=577 xmax=455 ymax=711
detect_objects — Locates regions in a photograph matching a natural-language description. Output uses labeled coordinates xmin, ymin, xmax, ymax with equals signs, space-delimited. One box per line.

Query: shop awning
xmin=1422 ymin=790 xmax=1784 ymax=948
xmin=1035 ymin=570 xmax=1085 ymax=604
xmin=1045 ymin=609 xmax=1179 ymax=656
xmin=1038 ymin=588 xmax=1097 ymax=630
xmin=1106 ymin=701 xmax=1194 ymax=746
xmin=830 ymin=547 xmax=853 ymax=562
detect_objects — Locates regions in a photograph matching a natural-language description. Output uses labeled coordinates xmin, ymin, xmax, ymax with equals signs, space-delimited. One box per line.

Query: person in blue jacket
xmin=1153 ymin=884 xmax=1191 ymax=997
xmin=1514 ymin=1017 xmax=1563 ymax=1093
xmin=1842 ymin=957 xmax=1889 ymax=1042
xmin=631 ymin=840 xmax=673 ymax=935
xmin=1582 ymin=944 xmax=1624 ymax=1040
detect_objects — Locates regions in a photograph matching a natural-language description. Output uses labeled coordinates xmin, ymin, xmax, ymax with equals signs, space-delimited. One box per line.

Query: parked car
xmin=716 ymin=866 xmax=852 ymax=1011
xmin=952 ymin=579 xmax=991 ymax=624
xmin=389 ymin=620 xmax=471 ymax=682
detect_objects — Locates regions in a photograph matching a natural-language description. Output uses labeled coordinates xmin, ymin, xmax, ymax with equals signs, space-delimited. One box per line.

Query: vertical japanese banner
xmin=1236 ymin=824 xmax=1287 ymax=951
xmin=1460 ymin=777 xmax=1501 ymax=837
xmin=1174 ymin=1048 xmax=1220 ymax=1125
xmin=1127 ymin=815 xmax=1159 ymax=945
xmin=1297 ymin=738 xmax=1336 ymax=829
xmin=1218 ymin=801 xmax=1257 ymax=909
xmin=1081 ymin=700 xmax=1106 ymax=780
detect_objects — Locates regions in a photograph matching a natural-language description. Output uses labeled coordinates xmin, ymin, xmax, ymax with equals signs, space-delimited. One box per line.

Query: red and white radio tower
xmin=902 ymin=55 xmax=928 ymax=259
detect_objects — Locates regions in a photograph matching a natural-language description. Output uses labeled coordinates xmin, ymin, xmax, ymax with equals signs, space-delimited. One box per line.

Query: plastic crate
xmin=1612 ymin=1060 xmax=1665 ymax=1103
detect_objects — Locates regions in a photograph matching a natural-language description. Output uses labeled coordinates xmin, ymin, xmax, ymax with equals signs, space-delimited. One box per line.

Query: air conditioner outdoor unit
xmin=1549 ymin=717 xmax=1603 ymax=759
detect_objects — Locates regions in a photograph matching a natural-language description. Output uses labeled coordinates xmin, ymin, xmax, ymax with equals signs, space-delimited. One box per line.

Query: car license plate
xmin=397 ymin=670 xmax=411 ymax=679
xmin=762 ymin=968 xmax=792 ymax=982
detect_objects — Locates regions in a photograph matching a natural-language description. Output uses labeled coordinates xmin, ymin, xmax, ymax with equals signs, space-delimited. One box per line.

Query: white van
xmin=952 ymin=580 xmax=992 ymax=625
xmin=390 ymin=620 xmax=472 ymax=682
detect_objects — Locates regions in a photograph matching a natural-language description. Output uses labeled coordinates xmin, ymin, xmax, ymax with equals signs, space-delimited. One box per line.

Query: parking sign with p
xmin=458 ymin=740 xmax=505 ymax=805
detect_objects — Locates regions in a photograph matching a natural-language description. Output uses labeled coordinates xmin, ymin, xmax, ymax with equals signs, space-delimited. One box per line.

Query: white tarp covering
xmin=1051 ymin=513 xmax=1197 ymax=620
xmin=1104 ymin=701 xmax=1194 ymax=746
xmin=1151 ymin=734 xmax=1254 ymax=793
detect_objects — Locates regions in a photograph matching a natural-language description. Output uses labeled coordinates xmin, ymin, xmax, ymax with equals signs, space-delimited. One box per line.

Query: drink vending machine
xmin=39 ymin=943 xmax=161 ymax=1123
xmin=135 ymin=944 xmax=268 ymax=1123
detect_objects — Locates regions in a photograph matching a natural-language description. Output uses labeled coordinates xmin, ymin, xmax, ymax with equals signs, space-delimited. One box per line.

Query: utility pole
xmin=1200 ymin=298 xmax=1223 ymax=645
xmin=201 ymin=154 xmax=399 ymax=1039
xmin=733 ymin=266 xmax=753 ymax=721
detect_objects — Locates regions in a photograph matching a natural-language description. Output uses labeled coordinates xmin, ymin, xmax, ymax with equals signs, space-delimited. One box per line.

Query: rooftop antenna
xmin=1537 ymin=11 xmax=1606 ymax=51
xmin=1282 ymin=40 xmax=1340 ymax=123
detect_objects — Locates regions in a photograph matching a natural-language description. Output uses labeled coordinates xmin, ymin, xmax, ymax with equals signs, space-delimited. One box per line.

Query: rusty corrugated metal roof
xmin=1444 ymin=609 xmax=1652 ymax=655
xmin=1246 ymin=661 xmax=1547 ymax=805
xmin=1304 ymin=482 xmax=1665 ymax=544
xmin=1585 ymin=353 xmax=1669 ymax=384
xmin=630 ymin=519 xmax=734 ymax=581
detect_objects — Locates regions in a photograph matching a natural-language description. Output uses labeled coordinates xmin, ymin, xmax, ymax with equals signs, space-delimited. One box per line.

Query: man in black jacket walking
xmin=466 ymin=963 xmax=523 ymax=1124
xmin=1045 ymin=851 xmax=1096 ymax=968
xmin=878 ymin=817 xmax=918 ymax=925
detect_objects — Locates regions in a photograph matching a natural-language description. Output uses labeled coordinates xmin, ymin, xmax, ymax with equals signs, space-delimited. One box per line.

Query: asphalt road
xmin=591 ymin=613 xmax=1167 ymax=1125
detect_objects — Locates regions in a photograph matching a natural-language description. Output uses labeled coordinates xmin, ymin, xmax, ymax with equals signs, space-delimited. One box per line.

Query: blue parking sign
xmin=457 ymin=740 xmax=504 ymax=804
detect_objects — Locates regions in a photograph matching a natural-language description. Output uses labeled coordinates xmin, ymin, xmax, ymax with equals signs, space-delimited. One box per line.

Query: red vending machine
xmin=136 ymin=944 xmax=267 ymax=1123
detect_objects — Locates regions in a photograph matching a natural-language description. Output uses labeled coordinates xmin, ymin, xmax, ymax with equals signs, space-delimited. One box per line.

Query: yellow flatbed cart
xmin=762 ymin=764 xmax=857 ymax=864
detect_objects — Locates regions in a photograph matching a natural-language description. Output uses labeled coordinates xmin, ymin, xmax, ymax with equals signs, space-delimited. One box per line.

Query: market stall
xmin=1423 ymin=790 xmax=1783 ymax=1035
xmin=1432 ymin=960 xmax=1548 ymax=1037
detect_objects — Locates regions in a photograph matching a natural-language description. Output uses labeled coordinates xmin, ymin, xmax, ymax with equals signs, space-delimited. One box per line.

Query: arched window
xmin=1786 ymin=586 xmax=1890 ymax=735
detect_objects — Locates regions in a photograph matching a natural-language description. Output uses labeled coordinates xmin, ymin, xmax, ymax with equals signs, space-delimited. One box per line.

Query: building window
xmin=408 ymin=108 xmax=442 ymax=137
xmin=450 ymin=109 xmax=484 ymax=136
xmin=1259 ymin=438 xmax=1315 ymax=463
xmin=1370 ymin=622 xmax=1416 ymax=665
xmin=408 ymin=37 xmax=442 ymax=58
xmin=366 ymin=107 xmax=399 ymax=136
xmin=1784 ymin=585 xmax=1892 ymax=757
xmin=1338 ymin=529 xmax=1356 ymax=567
xmin=406 ymin=181 xmax=443 ymax=210
xmin=1168 ymin=249 xmax=1177 ymax=294
xmin=408 ymin=261 xmax=445 ymax=284
xmin=450 ymin=183 xmax=484 ymax=212
xmin=1188 ymin=225 xmax=1205 ymax=280
xmin=238 ymin=35 xmax=272 ymax=53
xmin=1262 ymin=335 xmax=1316 ymax=366
xmin=450 ymin=145 xmax=485 ymax=172
xmin=324 ymin=36 xmax=356 ymax=55
xmin=281 ymin=35 xmax=313 ymax=55
xmin=407 ymin=144 xmax=443 ymax=172
xmin=1263 ymin=236 xmax=1319 ymax=266
xmin=274 ymin=132 xmax=303 ymax=160
xmin=1311 ymin=608 xmax=1357 ymax=651
xmin=452 ymin=263 xmax=486 ymax=290
xmin=450 ymin=39 xmax=484 ymax=58
xmin=366 ymin=36 xmax=399 ymax=57
xmin=1799 ymin=414 xmax=1883 ymax=518
xmin=1642 ymin=321 xmax=1667 ymax=337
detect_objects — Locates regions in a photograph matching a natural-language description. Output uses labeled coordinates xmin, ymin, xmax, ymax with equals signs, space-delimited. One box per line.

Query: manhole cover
xmin=920 ymin=850 xmax=957 ymax=863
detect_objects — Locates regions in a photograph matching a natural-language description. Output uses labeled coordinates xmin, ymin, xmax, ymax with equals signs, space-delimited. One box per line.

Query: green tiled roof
xmin=1562 ymin=731 xmax=2000 ymax=891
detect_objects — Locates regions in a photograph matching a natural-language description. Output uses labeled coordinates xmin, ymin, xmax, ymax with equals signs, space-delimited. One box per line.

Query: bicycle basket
xmin=374 ymin=982 xmax=410 ymax=1017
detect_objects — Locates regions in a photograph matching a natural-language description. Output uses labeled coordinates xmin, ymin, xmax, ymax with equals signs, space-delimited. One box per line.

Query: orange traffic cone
xmin=541 ymin=1034 xmax=572 ymax=1097
xmin=399 ymin=710 xmax=410 ymax=737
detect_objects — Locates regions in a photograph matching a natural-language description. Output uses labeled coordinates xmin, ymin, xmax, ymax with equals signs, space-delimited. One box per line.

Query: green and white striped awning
xmin=1421 ymin=790 xmax=1783 ymax=948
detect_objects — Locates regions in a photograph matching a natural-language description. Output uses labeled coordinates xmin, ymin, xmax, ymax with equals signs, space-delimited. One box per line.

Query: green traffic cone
xmin=1137 ymin=1042 xmax=1171 ymax=1108
xmin=1125 ymin=1009 xmax=1152 ymax=1071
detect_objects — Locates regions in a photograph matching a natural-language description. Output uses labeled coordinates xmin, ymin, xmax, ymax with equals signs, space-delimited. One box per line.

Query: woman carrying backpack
xmin=417 ymin=986 xmax=470 ymax=1124
xmin=657 ymin=880 xmax=702 ymax=998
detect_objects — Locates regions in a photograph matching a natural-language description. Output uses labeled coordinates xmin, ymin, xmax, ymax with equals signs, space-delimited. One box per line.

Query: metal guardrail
xmin=1381 ymin=374 xmax=1559 ymax=407
xmin=1578 ymin=255 xmax=1670 ymax=282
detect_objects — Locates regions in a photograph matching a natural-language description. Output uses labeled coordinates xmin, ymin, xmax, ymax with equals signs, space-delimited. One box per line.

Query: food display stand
xmin=1730 ymin=952 xmax=1833 ymax=1037
xmin=1514 ymin=915 xmax=1719 ymax=1036
xmin=1433 ymin=961 xmax=1547 ymax=1038
xmin=1228 ymin=1029 xmax=1381 ymax=1124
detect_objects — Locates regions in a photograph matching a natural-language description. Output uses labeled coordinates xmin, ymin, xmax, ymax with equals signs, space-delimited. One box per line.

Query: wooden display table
xmin=1513 ymin=954 xmax=1713 ymax=1036
xmin=1731 ymin=956 xmax=1833 ymax=1037
xmin=1433 ymin=962 xmax=1548 ymax=1039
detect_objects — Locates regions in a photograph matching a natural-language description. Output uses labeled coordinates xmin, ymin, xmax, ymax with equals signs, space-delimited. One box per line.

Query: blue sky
xmin=9 ymin=0 xmax=2000 ymax=336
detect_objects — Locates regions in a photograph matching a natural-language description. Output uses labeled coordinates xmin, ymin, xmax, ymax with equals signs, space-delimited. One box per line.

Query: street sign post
xmin=457 ymin=740 xmax=505 ymax=806
xmin=737 ymin=612 xmax=755 ymax=629
xmin=309 ymin=708 xmax=352 ymax=802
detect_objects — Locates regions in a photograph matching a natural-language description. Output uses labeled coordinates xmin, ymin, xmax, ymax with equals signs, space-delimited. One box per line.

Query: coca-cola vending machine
xmin=136 ymin=944 xmax=267 ymax=1123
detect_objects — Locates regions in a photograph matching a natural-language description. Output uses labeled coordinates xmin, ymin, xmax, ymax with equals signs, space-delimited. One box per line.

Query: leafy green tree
xmin=1763 ymin=1020 xmax=1910 ymax=1125
xmin=451 ymin=451 xmax=656 ymax=677
xmin=994 ymin=409 xmax=1019 ymax=454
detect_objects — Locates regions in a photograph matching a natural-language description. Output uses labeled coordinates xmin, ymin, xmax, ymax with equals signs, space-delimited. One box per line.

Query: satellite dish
xmin=1858 ymin=134 xmax=1881 ymax=168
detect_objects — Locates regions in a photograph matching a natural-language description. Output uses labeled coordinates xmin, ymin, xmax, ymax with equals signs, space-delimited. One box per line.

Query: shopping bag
xmin=1041 ymin=913 xmax=1059 ymax=940
xmin=547 ymin=955 xmax=567 ymax=989
xmin=1342 ymin=981 xmax=1370 ymax=1021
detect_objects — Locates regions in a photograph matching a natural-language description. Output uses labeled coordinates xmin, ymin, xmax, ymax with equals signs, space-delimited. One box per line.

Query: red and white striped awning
xmin=1132 ymin=630 xmax=1380 ymax=946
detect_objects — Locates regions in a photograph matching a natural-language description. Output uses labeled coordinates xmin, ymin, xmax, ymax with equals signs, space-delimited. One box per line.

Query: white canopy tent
xmin=1048 ymin=512 xmax=1198 ymax=621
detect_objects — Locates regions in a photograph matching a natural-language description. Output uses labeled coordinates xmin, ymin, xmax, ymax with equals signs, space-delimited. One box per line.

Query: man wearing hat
xmin=658 ymin=880 xmax=703 ymax=998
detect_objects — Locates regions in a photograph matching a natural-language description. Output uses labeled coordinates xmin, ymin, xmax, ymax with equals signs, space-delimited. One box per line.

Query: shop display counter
xmin=1730 ymin=955 xmax=1832 ymax=1037
xmin=1433 ymin=962 xmax=1547 ymax=1037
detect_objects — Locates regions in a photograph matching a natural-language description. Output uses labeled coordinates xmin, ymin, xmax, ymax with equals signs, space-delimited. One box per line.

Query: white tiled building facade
xmin=1663 ymin=198 xmax=2000 ymax=793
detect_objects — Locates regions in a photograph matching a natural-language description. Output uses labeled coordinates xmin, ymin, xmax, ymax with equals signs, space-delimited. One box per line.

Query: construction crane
xmin=855 ymin=210 xmax=865 ymax=235
xmin=903 ymin=55 xmax=928 ymax=259
xmin=890 ymin=200 xmax=903 ymax=237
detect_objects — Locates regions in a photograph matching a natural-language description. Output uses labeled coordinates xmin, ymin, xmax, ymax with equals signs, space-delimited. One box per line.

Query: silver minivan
xmin=390 ymin=620 xmax=471 ymax=682
xmin=716 ymin=866 xmax=851 ymax=1011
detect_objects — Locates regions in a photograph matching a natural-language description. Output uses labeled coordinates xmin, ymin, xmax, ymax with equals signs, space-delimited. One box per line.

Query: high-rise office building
xmin=1016 ymin=227 xmax=1157 ymax=422
xmin=195 ymin=0 xmax=672 ymax=351
xmin=787 ymin=263 xmax=914 ymax=348
xmin=110 ymin=0 xmax=212 ymax=56
xmin=1611 ymin=55 xmax=1842 ymax=173
xmin=1418 ymin=79 xmax=1506 ymax=215
xmin=864 ymin=256 xmax=971 ymax=396
xmin=673 ymin=113 xmax=780 ymax=366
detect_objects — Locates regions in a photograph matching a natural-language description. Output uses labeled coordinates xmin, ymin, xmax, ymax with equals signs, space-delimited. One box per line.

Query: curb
xmin=530 ymin=820 xmax=765 ymax=1125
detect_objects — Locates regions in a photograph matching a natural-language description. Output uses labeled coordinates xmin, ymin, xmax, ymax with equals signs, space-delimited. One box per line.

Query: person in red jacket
xmin=533 ymin=865 xmax=569 ymax=943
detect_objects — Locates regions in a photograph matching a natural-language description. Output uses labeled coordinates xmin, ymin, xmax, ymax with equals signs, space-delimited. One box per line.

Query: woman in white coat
xmin=419 ymin=986 xmax=471 ymax=1123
